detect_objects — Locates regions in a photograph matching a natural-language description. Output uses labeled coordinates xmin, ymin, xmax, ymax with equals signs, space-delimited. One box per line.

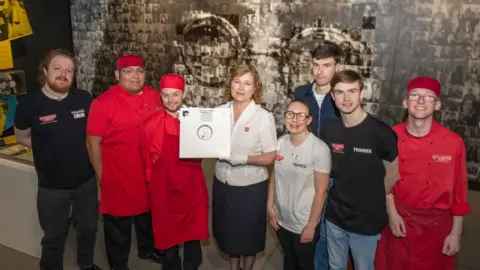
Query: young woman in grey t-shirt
xmin=267 ymin=100 xmax=331 ymax=269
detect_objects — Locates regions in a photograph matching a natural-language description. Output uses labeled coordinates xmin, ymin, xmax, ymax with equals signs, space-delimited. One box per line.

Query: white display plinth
xmin=0 ymin=157 xmax=43 ymax=258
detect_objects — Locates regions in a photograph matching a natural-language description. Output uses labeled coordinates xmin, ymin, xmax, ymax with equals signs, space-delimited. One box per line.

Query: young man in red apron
xmin=86 ymin=55 xmax=164 ymax=270
xmin=375 ymin=77 xmax=472 ymax=270
xmin=139 ymin=73 xmax=209 ymax=270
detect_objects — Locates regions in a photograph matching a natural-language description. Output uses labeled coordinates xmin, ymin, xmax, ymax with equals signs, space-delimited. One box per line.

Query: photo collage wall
xmin=70 ymin=0 xmax=480 ymax=188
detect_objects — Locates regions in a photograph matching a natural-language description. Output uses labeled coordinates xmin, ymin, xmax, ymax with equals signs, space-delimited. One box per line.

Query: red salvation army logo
xmin=332 ymin=143 xmax=344 ymax=152
xmin=275 ymin=155 xmax=284 ymax=161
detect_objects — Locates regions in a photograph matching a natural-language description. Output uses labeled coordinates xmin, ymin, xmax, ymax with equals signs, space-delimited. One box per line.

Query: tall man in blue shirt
xmin=295 ymin=40 xmax=341 ymax=270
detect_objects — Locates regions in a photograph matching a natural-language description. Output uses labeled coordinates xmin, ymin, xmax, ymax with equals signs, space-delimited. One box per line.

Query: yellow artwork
xmin=0 ymin=99 xmax=6 ymax=134
xmin=0 ymin=40 xmax=13 ymax=69
xmin=0 ymin=134 xmax=16 ymax=144
xmin=0 ymin=0 xmax=33 ymax=42
xmin=0 ymin=143 xmax=24 ymax=155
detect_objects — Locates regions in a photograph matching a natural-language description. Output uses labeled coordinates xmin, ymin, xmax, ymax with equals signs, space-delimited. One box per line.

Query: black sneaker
xmin=83 ymin=264 xmax=102 ymax=270
xmin=138 ymin=251 xmax=164 ymax=264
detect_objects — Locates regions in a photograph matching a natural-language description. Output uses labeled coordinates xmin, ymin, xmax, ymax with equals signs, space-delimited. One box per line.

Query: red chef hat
xmin=116 ymin=55 xmax=144 ymax=70
xmin=407 ymin=77 xmax=441 ymax=97
xmin=160 ymin=73 xmax=185 ymax=91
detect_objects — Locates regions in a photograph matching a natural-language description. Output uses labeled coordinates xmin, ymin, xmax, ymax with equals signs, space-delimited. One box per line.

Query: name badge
xmin=71 ymin=109 xmax=86 ymax=119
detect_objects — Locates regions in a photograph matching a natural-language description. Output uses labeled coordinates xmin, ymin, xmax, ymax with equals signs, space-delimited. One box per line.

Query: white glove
xmin=225 ymin=155 xmax=248 ymax=166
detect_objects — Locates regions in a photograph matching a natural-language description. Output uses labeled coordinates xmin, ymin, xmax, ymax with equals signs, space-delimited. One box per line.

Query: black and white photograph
xmin=0 ymin=70 xmax=27 ymax=97
xmin=69 ymin=0 xmax=480 ymax=189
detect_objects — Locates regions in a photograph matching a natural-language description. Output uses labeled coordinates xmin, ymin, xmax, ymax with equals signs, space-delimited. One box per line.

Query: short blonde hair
xmin=223 ymin=63 xmax=263 ymax=104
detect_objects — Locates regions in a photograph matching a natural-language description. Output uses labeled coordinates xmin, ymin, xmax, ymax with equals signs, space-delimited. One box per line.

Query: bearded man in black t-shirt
xmin=320 ymin=70 xmax=399 ymax=270
xmin=14 ymin=49 xmax=101 ymax=270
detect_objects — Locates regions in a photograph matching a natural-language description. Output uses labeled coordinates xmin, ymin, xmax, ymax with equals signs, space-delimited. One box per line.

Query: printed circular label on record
xmin=197 ymin=124 xmax=213 ymax=140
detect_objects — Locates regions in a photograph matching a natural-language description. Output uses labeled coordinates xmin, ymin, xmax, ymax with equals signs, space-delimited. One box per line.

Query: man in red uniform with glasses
xmin=139 ymin=73 xmax=209 ymax=270
xmin=86 ymin=55 xmax=164 ymax=270
xmin=375 ymin=77 xmax=472 ymax=270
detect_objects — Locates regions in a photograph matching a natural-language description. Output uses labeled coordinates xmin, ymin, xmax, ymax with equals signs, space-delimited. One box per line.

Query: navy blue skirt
xmin=212 ymin=176 xmax=268 ymax=256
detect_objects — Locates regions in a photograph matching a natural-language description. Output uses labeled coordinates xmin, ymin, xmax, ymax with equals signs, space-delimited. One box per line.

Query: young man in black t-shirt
xmin=320 ymin=70 xmax=399 ymax=270
xmin=14 ymin=49 xmax=101 ymax=270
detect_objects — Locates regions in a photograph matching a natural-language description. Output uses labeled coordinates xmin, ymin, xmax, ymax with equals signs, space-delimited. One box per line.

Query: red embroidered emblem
xmin=39 ymin=114 xmax=57 ymax=124
xmin=275 ymin=155 xmax=284 ymax=161
xmin=432 ymin=155 xmax=452 ymax=163
xmin=332 ymin=143 xmax=344 ymax=151
xmin=244 ymin=127 xmax=250 ymax=132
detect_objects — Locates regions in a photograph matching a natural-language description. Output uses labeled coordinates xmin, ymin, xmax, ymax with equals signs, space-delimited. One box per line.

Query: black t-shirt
xmin=320 ymin=113 xmax=398 ymax=235
xmin=14 ymin=89 xmax=95 ymax=189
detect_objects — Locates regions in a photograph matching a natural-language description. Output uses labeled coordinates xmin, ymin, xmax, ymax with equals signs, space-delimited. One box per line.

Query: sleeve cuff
xmin=262 ymin=147 xmax=277 ymax=153
xmin=86 ymin=130 xmax=106 ymax=137
xmin=452 ymin=202 xmax=472 ymax=216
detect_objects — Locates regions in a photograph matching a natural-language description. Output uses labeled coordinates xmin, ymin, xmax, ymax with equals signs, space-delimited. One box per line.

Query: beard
xmin=164 ymin=103 xmax=183 ymax=114
xmin=47 ymin=76 xmax=72 ymax=93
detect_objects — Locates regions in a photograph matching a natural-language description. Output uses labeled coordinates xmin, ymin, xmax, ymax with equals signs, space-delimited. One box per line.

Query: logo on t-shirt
xmin=332 ymin=143 xmax=344 ymax=153
xmin=244 ymin=127 xmax=250 ymax=132
xmin=432 ymin=154 xmax=452 ymax=163
xmin=353 ymin=147 xmax=372 ymax=154
xmin=293 ymin=163 xmax=307 ymax=168
xmin=39 ymin=114 xmax=57 ymax=124
xmin=275 ymin=155 xmax=284 ymax=162
xmin=71 ymin=109 xmax=86 ymax=119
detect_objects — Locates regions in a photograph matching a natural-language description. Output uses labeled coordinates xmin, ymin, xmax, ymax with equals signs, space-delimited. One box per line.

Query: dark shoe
xmin=138 ymin=251 xmax=164 ymax=264
xmin=83 ymin=264 xmax=102 ymax=270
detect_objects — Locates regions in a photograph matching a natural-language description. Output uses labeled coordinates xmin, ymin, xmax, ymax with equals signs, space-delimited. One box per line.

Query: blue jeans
xmin=325 ymin=220 xmax=380 ymax=270
xmin=314 ymin=178 xmax=333 ymax=270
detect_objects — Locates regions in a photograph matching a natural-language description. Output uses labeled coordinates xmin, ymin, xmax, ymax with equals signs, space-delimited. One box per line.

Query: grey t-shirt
xmin=274 ymin=133 xmax=331 ymax=234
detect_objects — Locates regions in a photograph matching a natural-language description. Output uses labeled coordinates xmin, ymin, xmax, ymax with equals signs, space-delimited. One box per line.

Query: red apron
xmin=141 ymin=110 xmax=209 ymax=250
xmin=375 ymin=198 xmax=455 ymax=270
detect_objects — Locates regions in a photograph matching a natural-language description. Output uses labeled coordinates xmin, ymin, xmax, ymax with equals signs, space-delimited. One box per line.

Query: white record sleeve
xmin=178 ymin=107 xmax=231 ymax=158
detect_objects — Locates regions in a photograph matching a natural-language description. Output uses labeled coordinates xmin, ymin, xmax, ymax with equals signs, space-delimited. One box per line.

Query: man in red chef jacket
xmin=86 ymin=55 xmax=164 ymax=270
xmin=139 ymin=73 xmax=209 ymax=270
xmin=375 ymin=77 xmax=472 ymax=270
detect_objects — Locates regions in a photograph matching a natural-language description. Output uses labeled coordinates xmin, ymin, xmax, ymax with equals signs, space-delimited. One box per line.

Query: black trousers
xmin=38 ymin=176 xmax=99 ymax=270
xmin=276 ymin=226 xmax=320 ymax=270
xmin=163 ymin=240 xmax=202 ymax=270
xmin=103 ymin=211 xmax=155 ymax=270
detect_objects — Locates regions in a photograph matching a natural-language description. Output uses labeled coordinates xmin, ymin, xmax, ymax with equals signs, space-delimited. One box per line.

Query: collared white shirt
xmin=214 ymin=100 xmax=277 ymax=186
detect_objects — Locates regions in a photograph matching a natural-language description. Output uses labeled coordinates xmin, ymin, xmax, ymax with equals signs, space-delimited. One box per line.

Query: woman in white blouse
xmin=212 ymin=64 xmax=277 ymax=270
xmin=267 ymin=100 xmax=331 ymax=270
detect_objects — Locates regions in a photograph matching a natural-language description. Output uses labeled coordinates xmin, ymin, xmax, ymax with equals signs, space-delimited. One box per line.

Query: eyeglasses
xmin=121 ymin=68 xmax=145 ymax=74
xmin=284 ymin=111 xmax=310 ymax=121
xmin=407 ymin=93 xmax=437 ymax=102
